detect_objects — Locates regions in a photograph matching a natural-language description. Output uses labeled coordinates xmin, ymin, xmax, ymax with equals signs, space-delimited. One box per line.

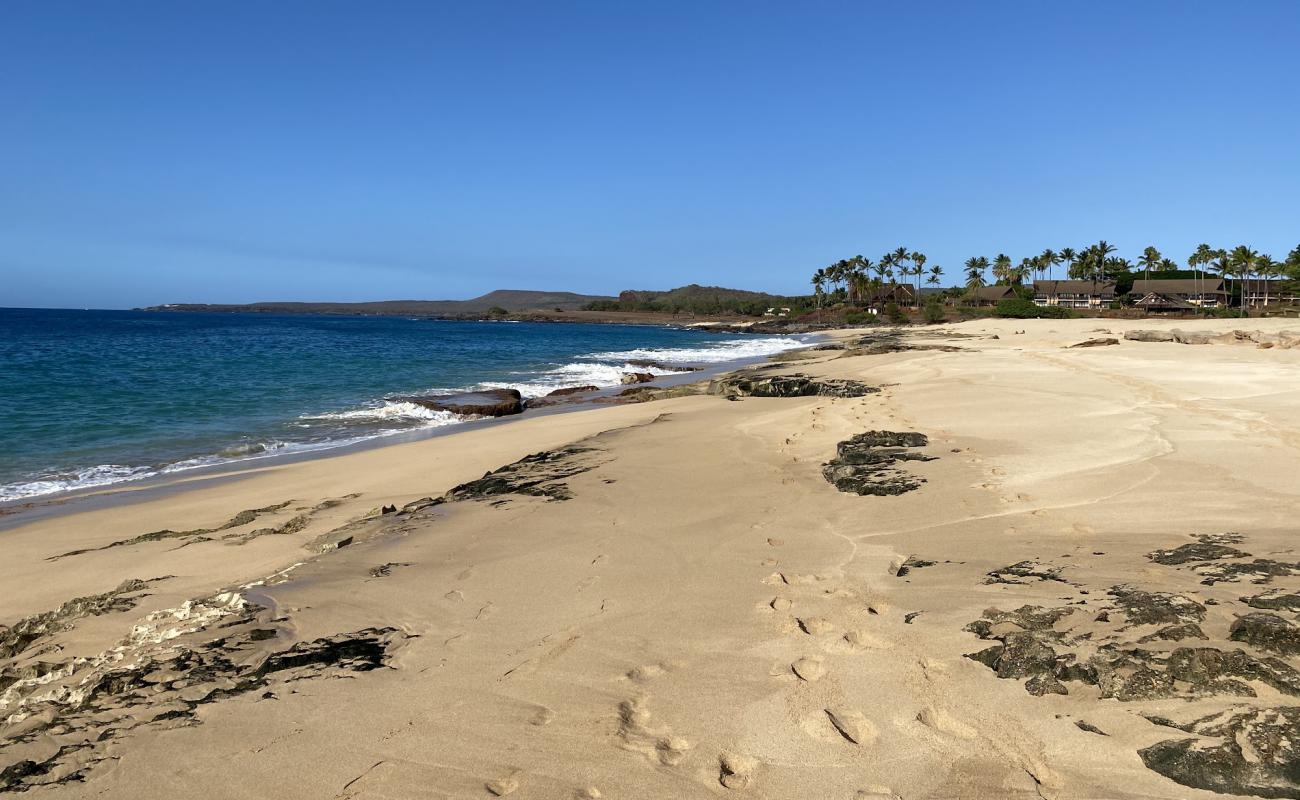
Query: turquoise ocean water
xmin=0 ymin=309 xmax=809 ymax=501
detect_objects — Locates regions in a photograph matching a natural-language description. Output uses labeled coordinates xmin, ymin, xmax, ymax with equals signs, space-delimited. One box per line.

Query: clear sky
xmin=3 ymin=1 xmax=1298 ymax=308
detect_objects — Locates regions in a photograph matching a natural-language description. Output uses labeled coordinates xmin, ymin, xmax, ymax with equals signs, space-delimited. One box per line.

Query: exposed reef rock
xmin=545 ymin=385 xmax=600 ymax=397
xmin=625 ymin=359 xmax=701 ymax=372
xmin=707 ymin=372 xmax=878 ymax=399
xmin=985 ymin=561 xmax=1066 ymax=585
xmin=1230 ymin=613 xmax=1300 ymax=656
xmin=1068 ymin=337 xmax=1120 ymax=348
xmin=1140 ymin=706 xmax=1300 ymax=798
xmin=49 ymin=501 xmax=296 ymax=560
xmin=402 ymin=445 xmax=604 ymax=513
xmin=1243 ymin=590 xmax=1300 ymax=612
xmin=1148 ymin=538 xmax=1251 ymax=565
xmin=822 ymin=431 xmax=934 ymax=496
xmin=1108 ymin=586 xmax=1205 ymax=627
xmin=0 ymin=579 xmax=155 ymax=662
xmin=398 ymin=388 xmax=524 ymax=417
xmin=1125 ymin=329 xmax=1300 ymax=348
xmin=620 ymin=372 xmax=655 ymax=385
xmin=0 ymin=601 xmax=406 ymax=793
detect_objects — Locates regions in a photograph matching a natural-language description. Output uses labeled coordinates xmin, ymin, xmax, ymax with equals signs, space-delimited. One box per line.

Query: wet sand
xmin=5 ymin=317 xmax=1300 ymax=799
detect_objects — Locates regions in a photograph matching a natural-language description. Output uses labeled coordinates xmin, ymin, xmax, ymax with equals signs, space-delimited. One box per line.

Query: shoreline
xmin=0 ymin=336 xmax=824 ymax=527
xmin=5 ymin=316 xmax=1300 ymax=798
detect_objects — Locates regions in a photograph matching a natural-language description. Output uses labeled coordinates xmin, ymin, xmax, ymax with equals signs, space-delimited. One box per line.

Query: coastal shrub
xmin=922 ymin=299 xmax=946 ymax=324
xmin=487 ymin=306 xmax=508 ymax=316
xmin=994 ymin=297 xmax=1073 ymax=319
xmin=885 ymin=302 xmax=908 ymax=324
xmin=844 ymin=310 xmax=873 ymax=326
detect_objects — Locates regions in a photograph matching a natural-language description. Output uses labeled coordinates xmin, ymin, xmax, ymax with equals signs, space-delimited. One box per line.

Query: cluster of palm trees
xmin=811 ymin=248 xmax=943 ymax=309
xmin=811 ymin=242 xmax=1299 ymax=315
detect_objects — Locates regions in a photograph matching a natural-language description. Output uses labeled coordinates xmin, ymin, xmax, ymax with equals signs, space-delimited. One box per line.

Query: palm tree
xmin=811 ymin=268 xmax=826 ymax=310
xmin=963 ymin=257 xmax=987 ymax=299
xmin=1257 ymin=254 xmax=1278 ymax=309
xmin=1060 ymin=247 xmax=1077 ymax=281
xmin=989 ymin=253 xmax=1012 ymax=285
xmin=911 ymin=252 xmax=927 ymax=307
xmin=1038 ymin=248 xmax=1059 ymax=282
xmin=1189 ymin=243 xmax=1216 ymax=316
xmin=926 ymin=264 xmax=942 ymax=289
xmin=1230 ymin=245 xmax=1260 ymax=317
xmin=1138 ymin=246 xmax=1162 ymax=286
xmin=1017 ymin=257 xmax=1037 ymax=286
xmin=1090 ymin=240 xmax=1117 ymax=308
xmin=1211 ymin=249 xmax=1233 ymax=314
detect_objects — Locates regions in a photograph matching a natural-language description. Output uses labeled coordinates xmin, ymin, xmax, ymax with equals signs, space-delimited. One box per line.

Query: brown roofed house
xmin=1033 ymin=280 xmax=1117 ymax=309
xmin=1129 ymin=278 xmax=1227 ymax=309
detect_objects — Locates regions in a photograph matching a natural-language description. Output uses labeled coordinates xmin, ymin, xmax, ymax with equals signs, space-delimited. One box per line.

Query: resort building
xmin=1032 ymin=280 xmax=1117 ymax=309
xmin=962 ymin=285 xmax=1018 ymax=306
xmin=1129 ymin=278 xmax=1227 ymax=309
xmin=866 ymin=283 xmax=918 ymax=308
xmin=1241 ymin=279 xmax=1300 ymax=308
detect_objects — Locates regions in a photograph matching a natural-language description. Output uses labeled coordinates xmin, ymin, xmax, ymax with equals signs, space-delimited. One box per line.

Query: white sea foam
xmin=584 ymin=335 xmax=812 ymax=364
xmin=300 ymin=400 xmax=461 ymax=424
xmin=0 ymin=464 xmax=156 ymax=502
xmin=476 ymin=362 xmax=688 ymax=398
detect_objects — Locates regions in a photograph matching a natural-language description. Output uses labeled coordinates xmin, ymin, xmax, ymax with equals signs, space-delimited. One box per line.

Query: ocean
xmin=0 ymin=309 xmax=810 ymax=502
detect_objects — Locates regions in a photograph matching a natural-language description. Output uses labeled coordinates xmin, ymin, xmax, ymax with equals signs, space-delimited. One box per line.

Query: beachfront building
xmin=962 ymin=285 xmax=1018 ymax=307
xmin=1129 ymin=278 xmax=1227 ymax=309
xmin=1241 ymin=279 xmax=1300 ymax=309
xmin=1032 ymin=280 xmax=1117 ymax=309
xmin=866 ymin=283 xmax=918 ymax=308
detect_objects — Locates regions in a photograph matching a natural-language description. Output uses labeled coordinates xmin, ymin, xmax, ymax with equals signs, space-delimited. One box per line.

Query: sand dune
xmin=5 ymin=317 xmax=1300 ymax=798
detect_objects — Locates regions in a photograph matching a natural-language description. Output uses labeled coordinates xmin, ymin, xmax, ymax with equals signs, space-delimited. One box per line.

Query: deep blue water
xmin=0 ymin=309 xmax=808 ymax=500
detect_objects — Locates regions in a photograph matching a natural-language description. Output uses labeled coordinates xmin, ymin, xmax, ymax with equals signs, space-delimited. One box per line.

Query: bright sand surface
xmin=4 ymin=317 xmax=1300 ymax=798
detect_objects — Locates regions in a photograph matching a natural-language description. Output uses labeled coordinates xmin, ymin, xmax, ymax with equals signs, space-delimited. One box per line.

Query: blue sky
xmin=3 ymin=1 xmax=1298 ymax=308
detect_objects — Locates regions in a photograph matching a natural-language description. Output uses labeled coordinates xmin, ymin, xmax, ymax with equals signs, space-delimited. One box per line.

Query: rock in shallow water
xmin=398 ymin=388 xmax=524 ymax=417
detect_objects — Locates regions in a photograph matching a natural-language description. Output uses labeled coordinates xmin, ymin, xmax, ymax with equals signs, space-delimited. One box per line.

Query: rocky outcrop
xmin=707 ymin=373 xmax=878 ymax=399
xmin=620 ymin=372 xmax=655 ymax=385
xmin=1148 ymin=539 xmax=1251 ymax=565
xmin=626 ymin=359 xmax=700 ymax=372
xmin=402 ymin=445 xmax=604 ymax=512
xmin=1125 ymin=329 xmax=1300 ymax=348
xmin=0 ymin=579 xmax=153 ymax=662
xmin=1068 ymin=337 xmax=1120 ymax=348
xmin=1230 ymin=613 xmax=1300 ymax=656
xmin=822 ymin=431 xmax=934 ymax=496
xmin=400 ymin=388 xmax=524 ymax=417
xmin=545 ymin=385 xmax=600 ymax=397
xmin=1140 ymin=706 xmax=1300 ymax=798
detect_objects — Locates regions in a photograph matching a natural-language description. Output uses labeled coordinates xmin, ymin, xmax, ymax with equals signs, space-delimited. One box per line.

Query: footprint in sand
xmin=767 ymin=537 xmax=784 ymax=547
xmin=575 ymin=788 xmax=602 ymax=799
xmin=590 ymin=554 xmax=608 ymax=565
xmin=626 ymin=663 xmax=668 ymax=682
xmin=841 ymin=629 xmax=889 ymax=650
xmin=798 ymin=617 xmax=834 ymax=635
xmin=916 ymin=706 xmax=977 ymax=739
xmin=530 ymin=706 xmax=556 ymax=726
xmin=826 ymin=708 xmax=877 ymax=745
xmin=719 ymin=752 xmax=759 ymax=789
xmin=617 ymin=696 xmax=692 ymax=766
xmin=444 ymin=589 xmax=465 ymax=602
xmin=770 ymin=596 xmax=792 ymax=611
xmin=791 ymin=656 xmax=826 ymax=682
xmin=457 ymin=567 xmax=475 ymax=580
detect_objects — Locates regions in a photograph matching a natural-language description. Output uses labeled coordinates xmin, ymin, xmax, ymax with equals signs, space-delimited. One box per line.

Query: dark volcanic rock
xmin=985 ymin=561 xmax=1066 ymax=585
xmin=1195 ymin=559 xmax=1300 ymax=586
xmin=1025 ymin=675 xmax=1068 ymax=695
xmin=545 ymin=385 xmax=600 ymax=397
xmin=894 ymin=556 xmax=936 ymax=577
xmin=1230 ymin=613 xmax=1300 ymax=656
xmin=0 ymin=579 xmax=151 ymax=660
xmin=708 ymin=372 xmax=878 ymax=399
xmin=1149 ymin=541 xmax=1251 ymax=565
xmin=1108 ymin=585 xmax=1206 ymax=627
xmin=1244 ymin=590 xmax=1300 ymax=612
xmin=402 ymin=446 xmax=603 ymax=514
xmin=822 ymin=431 xmax=934 ymax=496
xmin=400 ymin=388 xmax=524 ymax=417
xmin=620 ymin=372 xmax=655 ymax=385
xmin=1137 ymin=623 xmax=1209 ymax=643
xmin=1140 ymin=706 xmax=1300 ymax=799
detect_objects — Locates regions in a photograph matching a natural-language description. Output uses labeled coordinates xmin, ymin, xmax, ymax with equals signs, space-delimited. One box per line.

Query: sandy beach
xmin=5 ymin=317 xmax=1300 ymax=799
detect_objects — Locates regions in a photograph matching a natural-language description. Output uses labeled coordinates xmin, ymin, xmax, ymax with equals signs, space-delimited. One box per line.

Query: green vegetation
xmin=585 ymin=284 xmax=811 ymax=317
xmin=995 ymin=298 xmax=1074 ymax=319
xmin=922 ymin=298 xmax=945 ymax=324
xmin=487 ymin=306 xmax=508 ymax=316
